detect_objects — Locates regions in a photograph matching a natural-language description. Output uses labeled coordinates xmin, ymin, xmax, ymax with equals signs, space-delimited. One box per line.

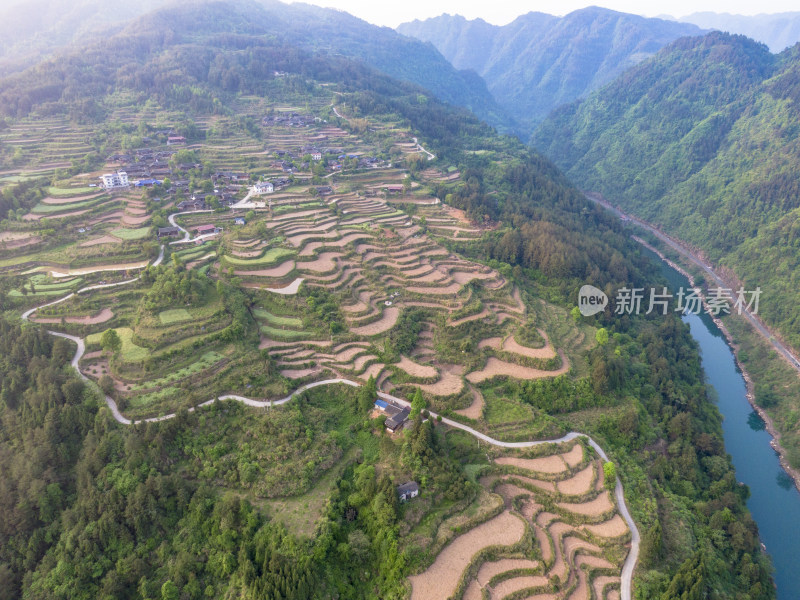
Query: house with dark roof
xmin=157 ymin=226 xmax=181 ymax=238
xmin=385 ymin=406 xmax=410 ymax=433
xmin=397 ymin=481 xmax=419 ymax=502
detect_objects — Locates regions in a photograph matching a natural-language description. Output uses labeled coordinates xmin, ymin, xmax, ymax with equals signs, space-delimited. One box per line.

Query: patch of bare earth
xmin=556 ymin=463 xmax=596 ymax=495
xmin=235 ymin=260 xmax=295 ymax=278
xmin=40 ymin=192 xmax=104 ymax=205
xmin=408 ymin=511 xmax=525 ymax=600
xmin=350 ymin=306 xmax=399 ymax=336
xmin=80 ymin=235 xmax=121 ymax=247
xmin=419 ymin=364 xmax=464 ymax=396
xmin=556 ymin=492 xmax=614 ymax=517
xmin=495 ymin=455 xmax=567 ymax=475
xmin=582 ymin=514 xmax=628 ymax=538
xmin=466 ymin=355 xmax=569 ymax=384
xmin=503 ymin=333 xmax=556 ymax=359
xmin=395 ymin=355 xmax=437 ymax=378
xmin=455 ymin=386 xmax=484 ymax=419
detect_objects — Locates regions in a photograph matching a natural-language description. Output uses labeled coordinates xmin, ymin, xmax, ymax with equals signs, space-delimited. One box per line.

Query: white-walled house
xmin=253 ymin=181 xmax=274 ymax=194
xmin=100 ymin=171 xmax=129 ymax=189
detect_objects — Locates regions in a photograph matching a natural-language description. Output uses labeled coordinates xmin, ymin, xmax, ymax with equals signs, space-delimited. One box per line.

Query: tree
xmin=595 ymin=327 xmax=609 ymax=346
xmin=161 ymin=580 xmax=179 ymax=600
xmin=603 ymin=461 xmax=616 ymax=491
xmin=100 ymin=329 xmax=122 ymax=355
xmin=358 ymin=375 xmax=377 ymax=414
xmin=410 ymin=388 xmax=426 ymax=417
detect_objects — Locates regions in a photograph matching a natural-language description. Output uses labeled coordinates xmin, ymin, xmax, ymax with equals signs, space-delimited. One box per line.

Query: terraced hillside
xmin=409 ymin=440 xmax=628 ymax=600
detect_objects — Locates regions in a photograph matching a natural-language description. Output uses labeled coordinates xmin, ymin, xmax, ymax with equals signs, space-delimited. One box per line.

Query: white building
xmin=253 ymin=181 xmax=274 ymax=194
xmin=311 ymin=153 xmax=322 ymax=161
xmin=101 ymin=171 xmax=129 ymax=189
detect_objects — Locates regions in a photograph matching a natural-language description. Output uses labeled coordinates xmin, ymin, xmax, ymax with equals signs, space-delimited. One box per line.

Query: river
xmin=650 ymin=248 xmax=800 ymax=598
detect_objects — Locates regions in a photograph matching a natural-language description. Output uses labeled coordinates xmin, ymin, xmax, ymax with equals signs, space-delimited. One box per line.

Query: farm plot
xmin=409 ymin=442 xmax=629 ymax=600
xmin=86 ymin=327 xmax=148 ymax=362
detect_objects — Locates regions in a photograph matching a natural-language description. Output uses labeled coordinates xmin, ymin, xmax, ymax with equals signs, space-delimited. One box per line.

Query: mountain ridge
xmin=398 ymin=7 xmax=705 ymax=134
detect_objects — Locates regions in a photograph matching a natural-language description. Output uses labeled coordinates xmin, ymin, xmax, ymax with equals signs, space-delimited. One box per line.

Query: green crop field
xmin=86 ymin=327 xmax=148 ymax=361
xmin=46 ymin=186 xmax=97 ymax=197
xmin=130 ymin=351 xmax=224 ymax=391
xmin=222 ymin=247 xmax=294 ymax=266
xmin=32 ymin=198 xmax=104 ymax=213
xmin=111 ymin=227 xmax=151 ymax=240
xmin=260 ymin=325 xmax=311 ymax=340
xmin=253 ymin=308 xmax=303 ymax=328
xmin=158 ymin=308 xmax=192 ymax=325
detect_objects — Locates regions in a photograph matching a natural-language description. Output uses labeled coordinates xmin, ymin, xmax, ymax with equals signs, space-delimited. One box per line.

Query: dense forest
xmin=533 ymin=32 xmax=800 ymax=351
xmin=0 ymin=3 xmax=777 ymax=598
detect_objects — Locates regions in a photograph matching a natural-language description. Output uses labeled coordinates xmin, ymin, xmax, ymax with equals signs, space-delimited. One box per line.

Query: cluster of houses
xmin=262 ymin=112 xmax=315 ymax=127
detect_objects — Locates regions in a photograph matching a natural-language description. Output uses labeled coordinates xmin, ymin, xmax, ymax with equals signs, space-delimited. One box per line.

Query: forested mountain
xmin=533 ymin=32 xmax=800 ymax=351
xmin=0 ymin=2 xmax=776 ymax=598
xmin=398 ymin=7 xmax=704 ymax=134
xmin=679 ymin=11 xmax=800 ymax=52
xmin=0 ymin=0 xmax=512 ymax=131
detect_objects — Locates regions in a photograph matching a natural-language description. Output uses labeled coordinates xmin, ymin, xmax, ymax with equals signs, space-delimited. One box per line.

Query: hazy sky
xmin=0 ymin=0 xmax=797 ymax=28
xmin=286 ymin=0 xmax=800 ymax=27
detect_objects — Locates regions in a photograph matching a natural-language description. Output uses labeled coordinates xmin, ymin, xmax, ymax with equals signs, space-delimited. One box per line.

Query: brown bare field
xmin=478 ymin=336 xmax=502 ymax=350
xmin=466 ymin=356 xmax=569 ymax=384
xmin=407 ymin=281 xmax=462 ymax=295
xmin=0 ymin=231 xmax=35 ymax=242
xmin=556 ymin=463 xmax=595 ymax=495
xmin=477 ymin=558 xmax=540 ymax=586
xmin=24 ymin=209 xmax=89 ymax=220
xmin=280 ymin=367 xmax=321 ymax=379
xmin=125 ymin=205 xmax=147 ymax=215
xmin=449 ymin=308 xmax=491 ymax=327
xmin=419 ymin=364 xmax=464 ymax=396
xmin=503 ymin=333 xmax=557 ymax=359
xmin=462 ymin=580 xmax=483 ymax=600
xmin=562 ymin=444 xmax=584 ymax=467
xmin=593 ymin=576 xmax=620 ymax=600
xmin=360 ymin=362 xmax=385 ymax=382
xmin=557 ymin=492 xmax=614 ymax=517
xmin=259 ymin=338 xmax=331 ymax=349
xmin=504 ymin=474 xmax=557 ymax=493
xmin=408 ymin=511 xmax=525 ymax=600
xmin=80 ymin=235 xmax=121 ymax=247
xmin=582 ymin=514 xmax=628 ymax=538
xmin=40 ymin=192 xmax=104 ymax=205
xmin=31 ymin=308 xmax=114 ymax=325
xmin=350 ymin=306 xmax=399 ymax=336
xmin=87 ymin=211 xmax=123 ymax=225
xmin=492 ymin=574 xmax=549 ymax=598
xmin=395 ymin=355 xmax=437 ymax=378
xmin=121 ymin=213 xmax=151 ymax=225
xmin=455 ymin=386 xmax=484 ymax=419
xmin=235 ymin=260 xmax=295 ymax=278
xmin=297 ymin=251 xmax=341 ymax=272
xmin=495 ymin=455 xmax=567 ymax=475
xmin=47 ymin=260 xmax=149 ymax=277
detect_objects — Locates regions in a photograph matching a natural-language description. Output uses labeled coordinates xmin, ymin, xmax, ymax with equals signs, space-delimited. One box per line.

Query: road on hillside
xmin=587 ymin=193 xmax=800 ymax=375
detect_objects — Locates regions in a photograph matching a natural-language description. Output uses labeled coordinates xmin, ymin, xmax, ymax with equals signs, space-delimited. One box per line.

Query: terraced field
xmin=410 ymin=441 xmax=628 ymax=600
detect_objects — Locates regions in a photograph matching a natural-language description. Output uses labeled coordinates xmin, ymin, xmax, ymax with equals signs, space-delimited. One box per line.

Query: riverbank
xmin=632 ymin=234 xmax=800 ymax=495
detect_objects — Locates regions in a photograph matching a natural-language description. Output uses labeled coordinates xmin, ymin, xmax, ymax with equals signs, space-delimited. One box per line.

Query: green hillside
xmin=0 ymin=5 xmax=774 ymax=600
xmin=533 ymin=33 xmax=800 ymax=351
